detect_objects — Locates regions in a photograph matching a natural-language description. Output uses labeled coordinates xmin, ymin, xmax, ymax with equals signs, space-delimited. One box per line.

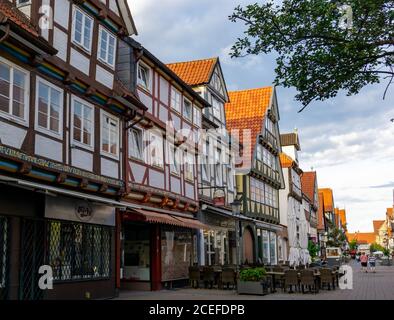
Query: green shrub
xmin=239 ymin=267 xmax=267 ymax=282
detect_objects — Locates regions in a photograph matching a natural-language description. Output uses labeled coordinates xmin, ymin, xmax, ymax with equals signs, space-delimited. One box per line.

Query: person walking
xmin=368 ymin=254 xmax=377 ymax=273
xmin=360 ymin=252 xmax=368 ymax=272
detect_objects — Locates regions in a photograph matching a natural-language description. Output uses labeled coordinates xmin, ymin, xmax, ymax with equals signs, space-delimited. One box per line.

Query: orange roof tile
xmin=319 ymin=188 xmax=334 ymax=212
xmin=166 ymin=58 xmax=217 ymax=86
xmin=317 ymin=192 xmax=325 ymax=231
xmin=279 ymin=152 xmax=294 ymax=168
xmin=387 ymin=208 xmax=393 ymax=219
xmin=347 ymin=232 xmax=376 ymax=245
xmin=373 ymin=220 xmax=385 ymax=234
xmin=339 ymin=209 xmax=347 ymax=229
xmin=225 ymin=87 xmax=273 ymax=158
xmin=334 ymin=208 xmax=340 ymax=227
xmin=0 ymin=1 xmax=39 ymax=37
xmin=301 ymin=172 xmax=316 ymax=204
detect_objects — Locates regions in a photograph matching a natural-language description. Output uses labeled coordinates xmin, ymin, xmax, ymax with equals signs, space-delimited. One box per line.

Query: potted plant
xmin=237 ymin=267 xmax=269 ymax=295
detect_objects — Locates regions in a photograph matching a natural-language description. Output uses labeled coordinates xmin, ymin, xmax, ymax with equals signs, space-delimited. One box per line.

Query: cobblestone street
xmin=116 ymin=261 xmax=394 ymax=300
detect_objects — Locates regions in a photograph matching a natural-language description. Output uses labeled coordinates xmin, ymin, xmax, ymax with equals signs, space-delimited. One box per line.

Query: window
xmin=170 ymin=87 xmax=181 ymax=113
xmin=147 ymin=131 xmax=164 ymax=168
xmin=183 ymin=98 xmax=192 ymax=122
xmin=269 ymin=232 xmax=277 ymax=265
xmin=262 ymin=230 xmax=270 ymax=265
xmin=36 ymin=78 xmax=63 ymax=136
xmin=137 ymin=62 xmax=151 ymax=92
xmin=72 ymin=6 xmax=94 ymax=52
xmin=211 ymin=71 xmax=224 ymax=96
xmin=72 ymin=97 xmax=94 ymax=148
xmin=16 ymin=0 xmax=31 ymax=7
xmin=0 ymin=59 xmax=28 ymax=122
xmin=169 ymin=145 xmax=180 ymax=175
xmin=193 ymin=107 xmax=201 ymax=128
xmin=98 ymin=26 xmax=117 ymax=67
xmin=256 ymin=145 xmax=263 ymax=161
xmin=48 ymin=220 xmax=111 ymax=281
xmin=212 ymin=96 xmax=222 ymax=120
xmin=202 ymin=140 xmax=209 ymax=181
xmin=184 ymin=151 xmax=194 ymax=181
xmin=203 ymin=230 xmax=229 ymax=266
xmin=215 ymin=149 xmax=223 ymax=186
xmin=227 ymin=164 xmax=233 ymax=191
xmin=129 ymin=128 xmax=144 ymax=160
xmin=101 ymin=111 xmax=119 ymax=157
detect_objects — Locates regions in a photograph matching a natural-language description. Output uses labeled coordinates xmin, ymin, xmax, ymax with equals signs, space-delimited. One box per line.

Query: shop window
xmin=262 ymin=230 xmax=270 ymax=265
xmin=269 ymin=232 xmax=277 ymax=265
xmin=203 ymin=230 xmax=229 ymax=266
xmin=48 ymin=221 xmax=111 ymax=281
xmin=161 ymin=227 xmax=192 ymax=281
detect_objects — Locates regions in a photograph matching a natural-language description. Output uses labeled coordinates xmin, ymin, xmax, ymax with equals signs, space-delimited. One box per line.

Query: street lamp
xmin=230 ymin=198 xmax=242 ymax=267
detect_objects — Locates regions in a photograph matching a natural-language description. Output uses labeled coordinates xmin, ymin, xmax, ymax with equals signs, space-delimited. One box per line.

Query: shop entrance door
xmin=0 ymin=216 xmax=9 ymax=300
xmin=19 ymin=219 xmax=46 ymax=300
xmin=243 ymin=228 xmax=254 ymax=264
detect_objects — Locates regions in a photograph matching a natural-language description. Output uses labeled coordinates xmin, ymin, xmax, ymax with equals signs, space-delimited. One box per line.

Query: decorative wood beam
xmin=80 ymin=178 xmax=89 ymax=189
xmin=56 ymin=173 xmax=67 ymax=184
xmin=85 ymin=86 xmax=96 ymax=97
xmin=18 ymin=163 xmax=32 ymax=175
xmin=142 ymin=192 xmax=152 ymax=203
xmin=160 ymin=197 xmax=169 ymax=208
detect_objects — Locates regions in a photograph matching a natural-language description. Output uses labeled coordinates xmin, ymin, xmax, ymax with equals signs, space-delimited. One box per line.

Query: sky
xmin=128 ymin=0 xmax=394 ymax=233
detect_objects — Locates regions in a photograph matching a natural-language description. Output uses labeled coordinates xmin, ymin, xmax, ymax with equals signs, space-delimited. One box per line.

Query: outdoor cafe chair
xmin=320 ymin=268 xmax=336 ymax=290
xmin=272 ymin=266 xmax=285 ymax=289
xmin=203 ymin=267 xmax=216 ymax=289
xmin=283 ymin=269 xmax=299 ymax=293
xmin=299 ymin=269 xmax=319 ymax=294
xmin=221 ymin=268 xmax=236 ymax=290
xmin=189 ymin=266 xmax=201 ymax=289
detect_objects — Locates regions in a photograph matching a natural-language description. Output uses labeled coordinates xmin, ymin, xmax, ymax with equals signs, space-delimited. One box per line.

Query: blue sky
xmin=129 ymin=0 xmax=394 ymax=232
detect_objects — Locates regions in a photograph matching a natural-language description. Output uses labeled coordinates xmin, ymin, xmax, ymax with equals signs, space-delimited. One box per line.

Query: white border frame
xmin=70 ymin=95 xmax=95 ymax=151
xmin=100 ymin=109 xmax=120 ymax=160
xmin=71 ymin=5 xmax=94 ymax=54
xmin=97 ymin=25 xmax=117 ymax=69
xmin=35 ymin=76 xmax=64 ymax=139
xmin=136 ymin=61 xmax=152 ymax=93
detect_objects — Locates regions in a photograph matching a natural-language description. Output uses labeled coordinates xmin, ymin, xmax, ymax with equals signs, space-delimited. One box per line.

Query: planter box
xmin=237 ymin=279 xmax=269 ymax=296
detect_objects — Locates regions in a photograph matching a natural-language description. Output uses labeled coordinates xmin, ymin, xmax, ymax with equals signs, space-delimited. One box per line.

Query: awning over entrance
xmin=124 ymin=209 xmax=208 ymax=230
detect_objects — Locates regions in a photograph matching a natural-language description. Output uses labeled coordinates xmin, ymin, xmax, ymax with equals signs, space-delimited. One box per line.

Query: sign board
xmin=213 ymin=189 xmax=225 ymax=207
xmin=45 ymin=195 xmax=115 ymax=226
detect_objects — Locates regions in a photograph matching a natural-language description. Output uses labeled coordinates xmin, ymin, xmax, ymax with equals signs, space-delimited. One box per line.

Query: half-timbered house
xmin=301 ymin=171 xmax=319 ymax=244
xmin=167 ymin=58 xmax=239 ymax=267
xmin=117 ymin=39 xmax=209 ymax=291
xmin=225 ymin=87 xmax=285 ymax=265
xmin=0 ymin=0 xmax=143 ymax=300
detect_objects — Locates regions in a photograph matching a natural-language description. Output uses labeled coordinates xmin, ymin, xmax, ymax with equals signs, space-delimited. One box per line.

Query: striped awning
xmin=124 ymin=209 xmax=207 ymax=230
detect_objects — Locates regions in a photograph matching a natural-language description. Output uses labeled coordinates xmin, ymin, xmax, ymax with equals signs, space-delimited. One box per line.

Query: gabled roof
xmin=334 ymin=208 xmax=340 ymax=227
xmin=387 ymin=208 xmax=393 ymax=219
xmin=117 ymin=0 xmax=138 ymax=36
xmin=280 ymin=133 xmax=301 ymax=151
xmin=166 ymin=58 xmax=218 ymax=87
xmin=301 ymin=172 xmax=317 ymax=204
xmin=347 ymin=232 xmax=376 ymax=245
xmin=225 ymin=87 xmax=274 ymax=158
xmin=279 ymin=152 xmax=294 ymax=168
xmin=373 ymin=220 xmax=385 ymax=234
xmin=319 ymin=188 xmax=334 ymax=212
xmin=317 ymin=192 xmax=325 ymax=231
xmin=338 ymin=209 xmax=347 ymax=228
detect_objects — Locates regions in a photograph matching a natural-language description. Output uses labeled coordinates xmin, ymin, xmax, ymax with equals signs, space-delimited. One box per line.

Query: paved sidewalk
xmin=115 ymin=261 xmax=394 ymax=300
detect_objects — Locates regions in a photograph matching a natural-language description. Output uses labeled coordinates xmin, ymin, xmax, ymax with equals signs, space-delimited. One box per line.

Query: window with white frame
xmin=215 ymin=148 xmax=222 ymax=186
xmin=169 ymin=144 xmax=180 ymax=175
xmin=0 ymin=59 xmax=28 ymax=122
xmin=250 ymin=178 xmax=265 ymax=204
xmin=227 ymin=163 xmax=233 ymax=191
xmin=212 ymin=96 xmax=222 ymax=120
xmin=72 ymin=98 xmax=94 ymax=148
xmin=98 ymin=26 xmax=117 ymax=67
xmin=37 ymin=79 xmax=63 ymax=136
xmin=193 ymin=106 xmax=201 ymax=128
xmin=202 ymin=140 xmax=209 ymax=181
xmin=137 ymin=62 xmax=152 ymax=92
xmin=147 ymin=131 xmax=164 ymax=168
xmin=211 ymin=71 xmax=224 ymax=96
xmin=170 ymin=87 xmax=181 ymax=113
xmin=256 ymin=144 xmax=263 ymax=161
xmin=129 ymin=127 xmax=144 ymax=160
xmin=101 ymin=112 xmax=119 ymax=157
xmin=183 ymin=98 xmax=192 ymax=122
xmin=72 ymin=6 xmax=94 ymax=53
xmin=184 ymin=150 xmax=194 ymax=181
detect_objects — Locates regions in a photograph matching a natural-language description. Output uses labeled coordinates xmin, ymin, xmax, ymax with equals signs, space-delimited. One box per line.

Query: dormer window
xmin=212 ymin=71 xmax=224 ymax=96
xmin=137 ymin=62 xmax=152 ymax=92
xmin=72 ymin=6 xmax=94 ymax=53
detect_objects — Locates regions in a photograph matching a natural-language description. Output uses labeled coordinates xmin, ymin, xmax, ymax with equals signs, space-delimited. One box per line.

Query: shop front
xmin=255 ymin=223 xmax=281 ymax=266
xmin=0 ymin=182 xmax=117 ymax=300
xmin=199 ymin=206 xmax=237 ymax=266
xmin=121 ymin=209 xmax=204 ymax=291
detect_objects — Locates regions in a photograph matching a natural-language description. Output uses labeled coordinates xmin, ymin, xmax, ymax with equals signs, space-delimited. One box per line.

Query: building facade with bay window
xmin=167 ymin=58 xmax=239 ymax=267
xmin=0 ymin=0 xmax=141 ymax=300
xmin=225 ymin=87 xmax=285 ymax=265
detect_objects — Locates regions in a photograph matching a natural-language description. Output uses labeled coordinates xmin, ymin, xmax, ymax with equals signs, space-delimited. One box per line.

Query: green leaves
xmin=229 ymin=0 xmax=394 ymax=109
xmin=239 ymin=267 xmax=267 ymax=281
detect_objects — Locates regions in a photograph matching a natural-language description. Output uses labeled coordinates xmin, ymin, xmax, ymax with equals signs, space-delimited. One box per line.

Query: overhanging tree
xmin=229 ymin=0 xmax=394 ymax=110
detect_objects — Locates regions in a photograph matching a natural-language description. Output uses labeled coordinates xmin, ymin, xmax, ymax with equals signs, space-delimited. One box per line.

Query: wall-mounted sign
xmin=213 ymin=189 xmax=225 ymax=207
xmin=75 ymin=202 xmax=94 ymax=222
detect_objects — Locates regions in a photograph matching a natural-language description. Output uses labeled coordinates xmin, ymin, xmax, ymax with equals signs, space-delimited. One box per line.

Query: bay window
xmin=0 ymin=59 xmax=28 ymax=122
xmin=101 ymin=111 xmax=119 ymax=157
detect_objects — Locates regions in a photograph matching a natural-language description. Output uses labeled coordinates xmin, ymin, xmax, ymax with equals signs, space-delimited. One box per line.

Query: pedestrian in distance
xmin=360 ymin=252 xmax=368 ymax=273
xmin=368 ymin=254 xmax=377 ymax=273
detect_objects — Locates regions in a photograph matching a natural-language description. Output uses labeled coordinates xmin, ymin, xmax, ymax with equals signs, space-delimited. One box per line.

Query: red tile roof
xmin=339 ymin=209 xmax=347 ymax=229
xmin=0 ymin=0 xmax=39 ymax=37
xmin=373 ymin=220 xmax=385 ymax=234
xmin=225 ymin=87 xmax=274 ymax=159
xmin=347 ymin=232 xmax=376 ymax=245
xmin=166 ymin=58 xmax=218 ymax=86
xmin=317 ymin=192 xmax=325 ymax=231
xmin=279 ymin=152 xmax=294 ymax=168
xmin=319 ymin=188 xmax=334 ymax=212
xmin=301 ymin=172 xmax=316 ymax=204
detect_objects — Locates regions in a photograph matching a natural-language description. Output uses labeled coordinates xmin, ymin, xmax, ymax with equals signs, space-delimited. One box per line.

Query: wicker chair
xmin=320 ymin=268 xmax=336 ymax=290
xmin=299 ymin=269 xmax=318 ymax=294
xmin=221 ymin=268 xmax=236 ymax=290
xmin=189 ymin=266 xmax=200 ymax=289
xmin=283 ymin=269 xmax=299 ymax=293
xmin=203 ymin=267 xmax=216 ymax=289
